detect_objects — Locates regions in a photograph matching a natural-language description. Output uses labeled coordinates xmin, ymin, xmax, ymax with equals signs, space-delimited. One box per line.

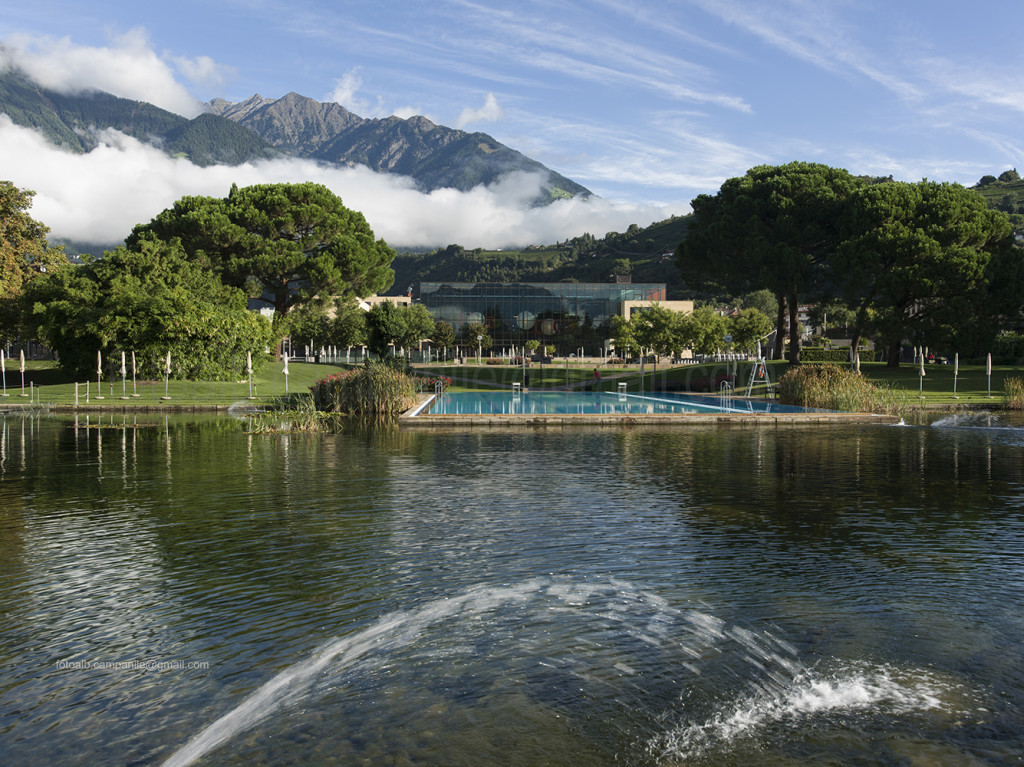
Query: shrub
xmin=994 ymin=333 xmax=1024 ymax=363
xmin=1003 ymin=376 xmax=1024 ymax=410
xmin=310 ymin=361 xmax=417 ymax=415
xmin=778 ymin=364 xmax=907 ymax=416
xmin=799 ymin=347 xmax=875 ymax=363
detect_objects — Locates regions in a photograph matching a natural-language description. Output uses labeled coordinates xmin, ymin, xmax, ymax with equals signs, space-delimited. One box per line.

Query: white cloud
xmin=0 ymin=117 xmax=673 ymax=250
xmin=456 ymin=93 xmax=504 ymax=129
xmin=172 ymin=54 xmax=236 ymax=91
xmin=0 ymin=29 xmax=205 ymax=117
xmin=327 ymin=66 xmax=404 ymax=118
xmin=392 ymin=106 xmax=422 ymax=119
xmin=328 ymin=67 xmax=364 ymax=106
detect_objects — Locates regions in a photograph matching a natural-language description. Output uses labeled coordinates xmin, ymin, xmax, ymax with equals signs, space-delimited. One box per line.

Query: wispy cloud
xmin=953 ymin=129 xmax=1024 ymax=171
xmin=686 ymin=0 xmax=922 ymax=101
xmin=840 ymin=146 xmax=988 ymax=186
xmin=504 ymin=108 xmax=762 ymax=203
xmin=917 ymin=57 xmax=1024 ymax=115
xmin=441 ymin=0 xmax=752 ymax=112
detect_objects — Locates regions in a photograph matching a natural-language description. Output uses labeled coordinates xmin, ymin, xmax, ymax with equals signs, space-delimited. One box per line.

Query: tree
xmin=631 ymin=304 xmax=681 ymax=357
xmin=806 ymin=300 xmax=857 ymax=336
xmin=0 ymin=181 xmax=69 ymax=338
xmin=678 ymin=162 xmax=864 ymax=363
xmin=400 ymin=303 xmax=435 ymax=349
xmin=680 ymin=305 xmax=728 ymax=355
xmin=284 ymin=299 xmax=332 ymax=351
xmin=126 ymin=182 xmax=395 ymax=320
xmin=331 ymin=296 xmax=367 ymax=349
xmin=288 ymin=295 xmax=370 ymax=351
xmin=740 ymin=289 xmax=778 ymax=321
xmin=463 ymin=322 xmax=492 ymax=355
xmin=365 ymin=301 xmax=407 ymax=358
xmin=999 ymin=169 xmax=1020 ymax=183
xmin=835 ymin=180 xmax=1020 ymax=365
xmin=432 ymin=320 xmax=456 ymax=355
xmin=22 ymin=240 xmax=274 ymax=379
xmin=728 ymin=307 xmax=773 ymax=354
xmin=609 ymin=315 xmax=637 ymax=358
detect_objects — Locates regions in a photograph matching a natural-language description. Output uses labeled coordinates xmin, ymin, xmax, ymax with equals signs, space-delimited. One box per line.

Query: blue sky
xmin=0 ymin=0 xmax=1022 ymax=248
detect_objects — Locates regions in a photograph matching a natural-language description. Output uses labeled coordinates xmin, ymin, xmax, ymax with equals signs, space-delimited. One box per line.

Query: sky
xmin=0 ymin=0 xmax=1022 ymax=250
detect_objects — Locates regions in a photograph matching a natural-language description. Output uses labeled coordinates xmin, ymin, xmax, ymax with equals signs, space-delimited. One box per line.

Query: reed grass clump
xmin=310 ymin=361 xmax=418 ymax=415
xmin=1003 ymin=376 xmax=1024 ymax=410
xmin=778 ymin=364 xmax=908 ymax=416
xmin=246 ymin=394 xmax=345 ymax=433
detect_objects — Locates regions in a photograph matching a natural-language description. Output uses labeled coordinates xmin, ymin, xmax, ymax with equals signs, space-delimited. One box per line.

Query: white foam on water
xmin=929 ymin=412 xmax=1016 ymax=431
xmin=161 ymin=577 xmax=692 ymax=767
xmin=650 ymin=661 xmax=950 ymax=762
xmin=162 ymin=578 xmax=954 ymax=767
xmin=161 ymin=578 xmax=549 ymax=767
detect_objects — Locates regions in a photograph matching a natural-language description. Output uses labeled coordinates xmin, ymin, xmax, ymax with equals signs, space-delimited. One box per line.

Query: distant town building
xmin=416 ymin=281 xmax=692 ymax=356
xmin=359 ymin=294 xmax=412 ymax=311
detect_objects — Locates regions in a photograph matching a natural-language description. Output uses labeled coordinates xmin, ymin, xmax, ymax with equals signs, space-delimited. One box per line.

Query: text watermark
xmin=54 ymin=659 xmax=209 ymax=672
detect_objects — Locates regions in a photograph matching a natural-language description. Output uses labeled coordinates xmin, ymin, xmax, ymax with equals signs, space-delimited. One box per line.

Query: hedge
xmin=798 ymin=347 xmax=875 ymax=363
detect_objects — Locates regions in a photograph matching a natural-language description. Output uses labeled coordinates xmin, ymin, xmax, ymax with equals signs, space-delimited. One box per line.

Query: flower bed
xmin=418 ymin=375 xmax=453 ymax=392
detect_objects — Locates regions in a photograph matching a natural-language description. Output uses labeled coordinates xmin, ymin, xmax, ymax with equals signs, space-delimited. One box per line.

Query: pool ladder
xmin=719 ymin=379 xmax=733 ymax=407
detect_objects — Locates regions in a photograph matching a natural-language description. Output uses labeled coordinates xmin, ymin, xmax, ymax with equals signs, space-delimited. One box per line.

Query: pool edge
xmin=400 ymin=395 xmax=899 ymax=428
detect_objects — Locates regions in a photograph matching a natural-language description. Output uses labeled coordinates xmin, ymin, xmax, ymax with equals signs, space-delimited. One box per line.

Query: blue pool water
xmin=422 ymin=390 xmax=830 ymax=415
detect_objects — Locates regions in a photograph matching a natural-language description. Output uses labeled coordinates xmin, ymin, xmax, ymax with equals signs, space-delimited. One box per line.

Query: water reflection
xmin=0 ymin=414 xmax=1022 ymax=765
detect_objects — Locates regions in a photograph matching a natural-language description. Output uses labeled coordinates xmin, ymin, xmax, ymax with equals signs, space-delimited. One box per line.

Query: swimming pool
xmin=419 ymin=390 xmax=831 ymax=416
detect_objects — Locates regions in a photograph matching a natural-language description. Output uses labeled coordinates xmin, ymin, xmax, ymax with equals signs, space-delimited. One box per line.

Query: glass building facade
xmin=417 ymin=282 xmax=667 ymax=354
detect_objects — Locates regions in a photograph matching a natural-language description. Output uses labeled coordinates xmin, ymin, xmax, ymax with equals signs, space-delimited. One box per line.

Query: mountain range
xmin=0 ymin=69 xmax=591 ymax=205
xmin=206 ymin=93 xmax=590 ymax=203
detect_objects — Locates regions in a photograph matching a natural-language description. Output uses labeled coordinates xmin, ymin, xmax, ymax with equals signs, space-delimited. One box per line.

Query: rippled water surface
xmin=2 ymin=412 xmax=1024 ymax=765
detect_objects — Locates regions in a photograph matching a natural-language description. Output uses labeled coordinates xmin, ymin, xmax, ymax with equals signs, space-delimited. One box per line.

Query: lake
xmin=1 ymin=412 xmax=1023 ymax=765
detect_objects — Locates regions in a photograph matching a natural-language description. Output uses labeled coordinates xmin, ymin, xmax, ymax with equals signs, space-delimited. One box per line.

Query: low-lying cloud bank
xmin=0 ymin=118 xmax=677 ymax=251
xmin=0 ymin=30 xmax=211 ymax=117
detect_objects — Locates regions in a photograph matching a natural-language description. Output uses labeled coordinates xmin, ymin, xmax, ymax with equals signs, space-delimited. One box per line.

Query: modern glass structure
xmin=417 ymin=281 xmax=668 ymax=355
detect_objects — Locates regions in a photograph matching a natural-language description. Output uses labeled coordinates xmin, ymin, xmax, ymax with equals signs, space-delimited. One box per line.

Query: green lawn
xmin=850 ymin=360 xmax=1017 ymax=405
xmin=6 ymin=357 xmax=1022 ymax=409
xmin=4 ymin=360 xmax=346 ymax=408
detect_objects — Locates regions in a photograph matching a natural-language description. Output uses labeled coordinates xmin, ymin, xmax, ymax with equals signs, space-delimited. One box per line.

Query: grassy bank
xmin=3 ymin=360 xmax=347 ymax=409
xmin=850 ymin=360 xmax=1017 ymax=406
xmin=6 ymin=357 xmax=1021 ymax=411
